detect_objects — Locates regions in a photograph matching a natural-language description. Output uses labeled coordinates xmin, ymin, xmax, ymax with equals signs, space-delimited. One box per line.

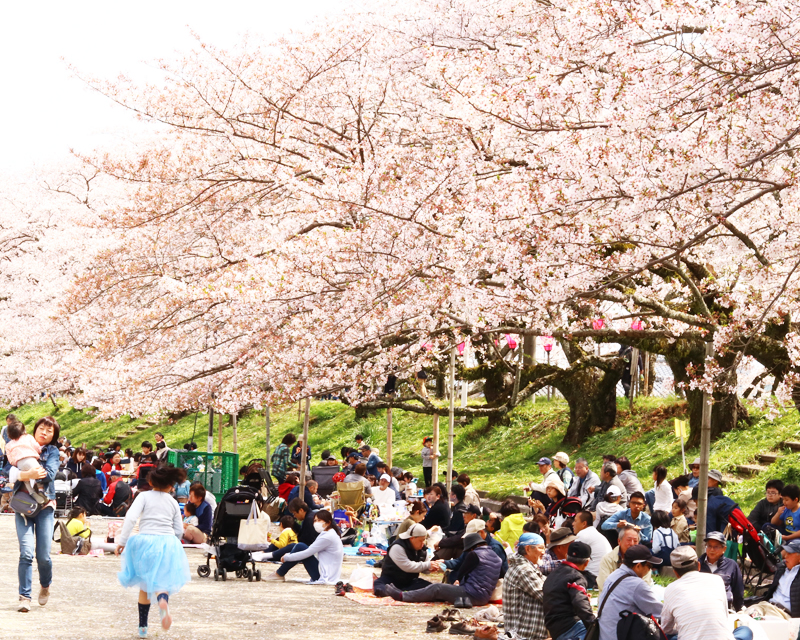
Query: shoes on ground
xmin=344 ymin=583 xmax=354 ymax=593
xmin=454 ymin=596 xmax=474 ymax=609
xmin=38 ymin=587 xmax=50 ymax=606
xmin=18 ymin=596 xmax=31 ymax=613
xmin=449 ymin=620 xmax=478 ymax=636
xmin=335 ymin=581 xmax=346 ymax=596
xmin=473 ymin=625 xmax=499 ymax=640
xmin=427 ymin=615 xmax=449 ymax=633
xmin=440 ymin=607 xmax=461 ymax=621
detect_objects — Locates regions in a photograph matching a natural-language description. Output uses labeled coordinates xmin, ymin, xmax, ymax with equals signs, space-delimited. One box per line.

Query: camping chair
xmin=728 ymin=507 xmax=778 ymax=593
xmin=336 ymin=481 xmax=366 ymax=511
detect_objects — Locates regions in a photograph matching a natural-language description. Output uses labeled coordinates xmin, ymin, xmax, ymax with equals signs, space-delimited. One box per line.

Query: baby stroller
xmin=197 ymin=485 xmax=264 ymax=582
xmin=242 ymin=458 xmax=283 ymax=519
xmin=727 ymin=507 xmax=779 ymax=592
xmin=54 ymin=474 xmax=76 ymax=518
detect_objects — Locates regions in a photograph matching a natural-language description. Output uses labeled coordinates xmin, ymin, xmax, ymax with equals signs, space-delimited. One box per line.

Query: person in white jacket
xmin=373 ymin=474 xmax=398 ymax=507
xmin=267 ymin=510 xmax=344 ymax=584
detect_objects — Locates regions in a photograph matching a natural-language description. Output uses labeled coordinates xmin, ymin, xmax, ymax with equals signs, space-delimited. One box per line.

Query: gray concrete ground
xmin=0 ymin=514 xmax=452 ymax=640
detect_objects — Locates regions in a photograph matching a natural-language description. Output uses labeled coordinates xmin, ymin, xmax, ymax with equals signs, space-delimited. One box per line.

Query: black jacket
xmin=421 ymin=499 xmax=451 ymax=530
xmin=446 ymin=501 xmax=467 ymax=536
xmin=748 ymin=498 xmax=781 ymax=531
xmin=765 ymin=562 xmax=800 ymax=618
xmin=294 ymin=509 xmax=320 ymax=547
xmin=380 ymin=538 xmax=428 ymax=589
xmin=72 ymin=477 xmax=103 ymax=516
xmin=543 ymin=562 xmax=596 ymax=639
xmin=699 ymin=554 xmax=745 ymax=611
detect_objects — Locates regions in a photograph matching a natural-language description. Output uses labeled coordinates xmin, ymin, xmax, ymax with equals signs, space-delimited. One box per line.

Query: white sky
xmin=0 ymin=1 xmax=345 ymax=174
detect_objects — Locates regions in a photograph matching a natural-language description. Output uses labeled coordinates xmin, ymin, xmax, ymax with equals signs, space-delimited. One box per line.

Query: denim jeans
xmin=667 ymin=629 xmax=752 ymax=640
xmin=554 ymin=620 xmax=587 ymax=640
xmin=275 ymin=543 xmax=320 ymax=581
xmin=16 ymin=506 xmax=55 ymax=598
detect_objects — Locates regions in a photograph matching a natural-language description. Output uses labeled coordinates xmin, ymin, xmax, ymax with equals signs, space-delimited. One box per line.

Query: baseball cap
xmin=379 ymin=473 xmax=392 ymax=482
xmin=553 ymin=452 xmax=570 ymax=465
xmin=567 ymin=541 xmax=592 ymax=561
xmin=782 ymin=540 xmax=800 ymax=554
xmin=606 ymin=485 xmax=622 ymax=498
xmin=670 ymin=546 xmax=698 ymax=569
xmin=624 ymin=544 xmax=663 ymax=565
xmin=547 ymin=527 xmax=576 ymax=549
xmin=462 ymin=532 xmax=486 ymax=552
xmin=708 ymin=469 xmax=723 ymax=482
xmin=518 ymin=532 xmax=545 ymax=548
xmin=704 ymin=531 xmax=727 ymax=545
xmin=465 ymin=519 xmax=486 ymax=534
xmin=537 ymin=457 xmax=552 ymax=466
xmin=467 ymin=518 xmax=486 ymax=534
xmin=399 ymin=523 xmax=428 ymax=539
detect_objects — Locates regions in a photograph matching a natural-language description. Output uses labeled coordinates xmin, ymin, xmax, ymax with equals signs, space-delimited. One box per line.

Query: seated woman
xmin=420 ymin=485 xmax=451 ymax=530
xmin=277 ymin=472 xmax=299 ymax=501
xmin=543 ymin=482 xmax=568 ymax=529
xmin=72 ymin=463 xmax=103 ymax=516
xmin=266 ymin=510 xmax=344 ymax=584
xmin=394 ymin=501 xmax=427 ymax=540
xmin=102 ymin=452 xmax=123 ymax=484
xmin=65 ymin=447 xmax=87 ymax=477
xmin=494 ymin=499 xmax=526 ymax=547
xmin=384 ymin=532 xmax=502 ymax=607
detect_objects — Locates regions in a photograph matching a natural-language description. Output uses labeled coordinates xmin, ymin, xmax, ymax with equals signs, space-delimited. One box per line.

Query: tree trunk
xmin=556 ymin=364 xmax=623 ymax=445
xmin=435 ymin=375 xmax=445 ymax=399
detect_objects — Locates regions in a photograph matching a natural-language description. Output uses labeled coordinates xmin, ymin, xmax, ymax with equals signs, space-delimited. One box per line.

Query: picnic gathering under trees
xmin=6 ymin=0 xmax=800 ymax=638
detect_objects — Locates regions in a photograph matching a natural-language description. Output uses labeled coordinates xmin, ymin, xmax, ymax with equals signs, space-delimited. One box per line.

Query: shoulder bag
xmin=584 ymin=573 xmax=634 ymax=640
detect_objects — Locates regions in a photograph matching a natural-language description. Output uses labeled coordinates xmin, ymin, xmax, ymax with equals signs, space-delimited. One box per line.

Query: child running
xmin=116 ymin=465 xmax=191 ymax=638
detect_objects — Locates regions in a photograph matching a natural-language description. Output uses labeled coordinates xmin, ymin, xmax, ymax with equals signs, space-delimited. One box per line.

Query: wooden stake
xmin=265 ymin=406 xmax=271 ymax=461
xmin=643 ymin=352 xmax=651 ymax=396
xmin=386 ymin=408 xmax=393 ymax=468
xmin=432 ymin=414 xmax=440 ymax=483
xmin=232 ymin=414 xmax=238 ymax=454
xmin=629 ymin=347 xmax=640 ymax=410
xmin=447 ymin=347 xmax=456 ymax=487
xmin=695 ymin=342 xmax=714 ymax=558
xmin=207 ymin=407 xmax=214 ymax=453
xmin=299 ymin=397 xmax=311 ymax=494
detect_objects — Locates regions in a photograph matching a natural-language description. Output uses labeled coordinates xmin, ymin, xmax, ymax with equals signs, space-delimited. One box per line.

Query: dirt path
xmin=0 ymin=514 xmax=449 ymax=640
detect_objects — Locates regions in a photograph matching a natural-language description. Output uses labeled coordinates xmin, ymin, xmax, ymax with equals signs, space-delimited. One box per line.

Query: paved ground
xmin=0 ymin=514 xmax=453 ymax=640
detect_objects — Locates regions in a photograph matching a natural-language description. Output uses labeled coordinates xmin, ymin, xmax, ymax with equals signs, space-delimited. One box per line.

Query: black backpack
xmin=617 ymin=610 xmax=667 ymax=640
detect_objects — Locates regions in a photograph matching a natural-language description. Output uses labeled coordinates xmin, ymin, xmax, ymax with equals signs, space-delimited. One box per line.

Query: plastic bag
xmin=349 ymin=565 xmax=375 ymax=591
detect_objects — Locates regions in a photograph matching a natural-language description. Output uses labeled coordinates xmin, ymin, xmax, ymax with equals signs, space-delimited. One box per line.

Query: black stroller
xmin=197 ymin=485 xmax=265 ymax=582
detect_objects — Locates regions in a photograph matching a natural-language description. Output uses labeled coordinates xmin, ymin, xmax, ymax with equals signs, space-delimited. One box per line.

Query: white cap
xmin=553 ymin=452 xmax=569 ymax=465
xmin=399 ymin=523 xmax=428 ymax=539
xmin=606 ymin=485 xmax=622 ymax=497
xmin=380 ymin=473 xmax=392 ymax=482
xmin=466 ymin=519 xmax=486 ymax=534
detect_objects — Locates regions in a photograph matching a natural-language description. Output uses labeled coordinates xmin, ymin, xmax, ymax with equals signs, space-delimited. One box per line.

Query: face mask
xmin=314 ymin=522 xmax=325 ymax=533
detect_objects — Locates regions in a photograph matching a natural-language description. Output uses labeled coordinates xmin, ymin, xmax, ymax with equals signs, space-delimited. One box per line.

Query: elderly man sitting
xmin=503 ymin=533 xmax=548 ymax=640
xmin=597 ymin=525 xmax=653 ymax=590
xmin=750 ymin=539 xmax=800 ymax=618
xmin=699 ymin=531 xmax=745 ymax=612
xmin=373 ymin=523 xmax=442 ymax=597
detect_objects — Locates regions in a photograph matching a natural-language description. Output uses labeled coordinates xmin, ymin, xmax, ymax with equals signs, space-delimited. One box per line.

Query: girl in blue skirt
xmin=116 ymin=466 xmax=191 ymax=638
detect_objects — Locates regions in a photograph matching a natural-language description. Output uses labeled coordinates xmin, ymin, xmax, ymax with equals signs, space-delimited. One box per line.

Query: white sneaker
xmin=264 ymin=572 xmax=285 ymax=581
xmin=18 ymin=596 xmax=31 ymax=612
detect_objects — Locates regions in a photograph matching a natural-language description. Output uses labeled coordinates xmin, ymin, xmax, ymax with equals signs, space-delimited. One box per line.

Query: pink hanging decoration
xmin=505 ymin=334 xmax=518 ymax=350
xmin=457 ymin=342 xmax=466 ymax=356
xmin=541 ymin=335 xmax=555 ymax=352
xmin=630 ymin=319 xmax=644 ymax=331
xmin=592 ymin=318 xmax=605 ymax=331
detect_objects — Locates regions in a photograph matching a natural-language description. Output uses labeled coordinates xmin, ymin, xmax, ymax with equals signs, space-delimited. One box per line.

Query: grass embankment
xmin=3 ymin=396 xmax=799 ymax=513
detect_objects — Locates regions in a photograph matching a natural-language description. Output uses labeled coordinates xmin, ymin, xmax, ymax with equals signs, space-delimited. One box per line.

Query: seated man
xmin=572 ymin=510 xmax=612 ymax=588
xmin=762 ymin=539 xmax=800 ymax=617
xmin=287 ymin=479 xmax=322 ymax=511
xmin=384 ymin=533 xmax=502 ymax=607
xmin=597 ymin=525 xmax=653 ymax=590
xmin=699 ymin=531 xmax=745 ymax=612
xmin=442 ymin=518 xmax=508 ymax=581
xmin=183 ymin=484 xmax=213 ymax=543
xmin=600 ymin=491 xmax=652 ymax=543
xmin=542 ymin=541 xmax=596 ymax=640
xmin=503 ymin=533 xmax=548 ymax=640
xmin=374 ymin=523 xmax=442 ymax=596
xmin=748 ymin=479 xmax=784 ymax=532
xmin=597 ymin=545 xmax=662 ymax=640
xmin=662 ymin=546 xmax=752 ymax=640
xmin=262 ymin=497 xmax=320 ymax=563
xmin=540 ymin=527 xmax=575 ymax=576
xmin=343 ymin=462 xmax=372 ymax=495
xmin=435 ymin=503 xmax=482 ymax=561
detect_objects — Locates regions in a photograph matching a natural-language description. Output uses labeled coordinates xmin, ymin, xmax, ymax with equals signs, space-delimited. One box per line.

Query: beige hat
xmin=466 ymin=519 xmax=486 ymax=534
xmin=399 ymin=523 xmax=428 ymax=539
xmin=553 ymin=452 xmax=569 ymax=465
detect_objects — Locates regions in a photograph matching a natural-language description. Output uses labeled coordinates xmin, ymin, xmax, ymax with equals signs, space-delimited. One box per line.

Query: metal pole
xmin=432 ymin=414 xmax=440 ymax=484
xmin=300 ymin=397 xmax=311 ymax=494
xmin=547 ymin=351 xmax=551 ymax=401
xmin=695 ymin=342 xmax=714 ymax=558
xmin=218 ymin=412 xmax=223 ymax=452
xmin=386 ymin=408 xmax=393 ymax=468
xmin=532 ymin=337 xmax=537 ymax=404
xmin=232 ymin=414 xmax=238 ymax=454
xmin=447 ymin=347 xmax=456 ymax=488
xmin=207 ymin=407 xmax=214 ymax=453
xmin=265 ymin=406 xmax=271 ymax=461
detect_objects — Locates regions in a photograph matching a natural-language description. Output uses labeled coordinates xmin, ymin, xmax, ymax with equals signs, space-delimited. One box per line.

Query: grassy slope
xmin=4 ymin=396 xmax=799 ymax=513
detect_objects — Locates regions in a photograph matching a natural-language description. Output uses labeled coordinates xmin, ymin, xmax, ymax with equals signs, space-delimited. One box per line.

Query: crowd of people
xmin=5 ymin=413 xmax=800 ymax=640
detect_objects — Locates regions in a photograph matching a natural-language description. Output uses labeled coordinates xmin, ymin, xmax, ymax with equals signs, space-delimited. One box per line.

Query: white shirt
xmin=118 ymin=490 xmax=183 ymax=546
xmin=576 ymin=525 xmax=613 ymax=577
xmin=284 ymin=529 xmax=344 ymax=584
xmin=771 ymin=564 xmax=800 ymax=611
xmin=661 ymin=571 xmax=734 ymax=640
xmin=653 ymin=480 xmax=673 ymax=512
xmin=372 ymin=486 xmax=396 ymax=507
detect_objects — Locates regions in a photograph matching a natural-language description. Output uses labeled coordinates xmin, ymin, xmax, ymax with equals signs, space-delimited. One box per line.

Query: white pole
xmin=386 ymin=408 xmax=393 ymax=469
xmin=696 ymin=342 xmax=714 ymax=558
xmin=447 ymin=347 xmax=456 ymax=488
xmin=300 ymin=398 xmax=310 ymax=494
xmin=432 ymin=414 xmax=440 ymax=483
xmin=265 ymin=406 xmax=271 ymax=461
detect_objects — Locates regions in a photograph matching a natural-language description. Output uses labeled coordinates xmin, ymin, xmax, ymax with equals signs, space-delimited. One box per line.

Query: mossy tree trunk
xmin=554 ymin=362 xmax=624 ymax=445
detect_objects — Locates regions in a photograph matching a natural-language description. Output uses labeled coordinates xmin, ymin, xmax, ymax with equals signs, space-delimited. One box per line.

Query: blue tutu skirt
xmin=118 ymin=534 xmax=190 ymax=597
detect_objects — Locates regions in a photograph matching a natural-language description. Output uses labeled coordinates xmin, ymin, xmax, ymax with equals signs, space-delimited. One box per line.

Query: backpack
xmin=653 ymin=529 xmax=677 ymax=566
xmin=54 ymin=520 xmax=93 ymax=555
xmin=616 ymin=610 xmax=667 ymax=640
xmin=9 ymin=484 xmax=43 ymax=520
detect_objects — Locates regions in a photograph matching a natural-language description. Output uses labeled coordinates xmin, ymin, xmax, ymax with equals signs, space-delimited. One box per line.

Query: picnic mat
xmin=343 ymin=591 xmax=436 ymax=606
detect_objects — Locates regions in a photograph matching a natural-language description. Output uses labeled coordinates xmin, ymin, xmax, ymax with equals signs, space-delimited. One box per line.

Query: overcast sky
xmin=0 ymin=1 xmax=344 ymax=174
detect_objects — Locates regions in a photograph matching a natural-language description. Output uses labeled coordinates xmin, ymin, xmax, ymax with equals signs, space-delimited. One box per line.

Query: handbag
xmin=585 ymin=573 xmax=633 ymax=640
xmin=237 ymin=501 xmax=271 ymax=550
xmin=54 ymin=520 xmax=93 ymax=555
xmin=10 ymin=484 xmax=43 ymax=520
xmin=617 ymin=610 xmax=667 ymax=640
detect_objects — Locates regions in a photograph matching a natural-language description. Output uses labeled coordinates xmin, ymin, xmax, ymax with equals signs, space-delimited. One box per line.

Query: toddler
xmin=260 ymin=515 xmax=299 ymax=559
xmin=182 ymin=501 xmax=199 ymax=527
xmin=671 ymin=498 xmax=690 ymax=542
xmin=5 ymin=422 xmax=46 ymax=503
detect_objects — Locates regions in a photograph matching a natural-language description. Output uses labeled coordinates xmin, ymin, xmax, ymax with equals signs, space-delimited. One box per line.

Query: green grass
xmin=3 ymin=395 xmax=799 ymax=513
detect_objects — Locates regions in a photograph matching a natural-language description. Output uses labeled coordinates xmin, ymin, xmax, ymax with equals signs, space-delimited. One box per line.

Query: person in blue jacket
xmin=443 ymin=518 xmax=508 ymax=580
xmin=360 ymin=445 xmax=382 ymax=478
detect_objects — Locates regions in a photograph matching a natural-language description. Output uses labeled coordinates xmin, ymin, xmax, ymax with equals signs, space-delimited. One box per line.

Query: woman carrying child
xmin=116 ymin=465 xmax=191 ymax=638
